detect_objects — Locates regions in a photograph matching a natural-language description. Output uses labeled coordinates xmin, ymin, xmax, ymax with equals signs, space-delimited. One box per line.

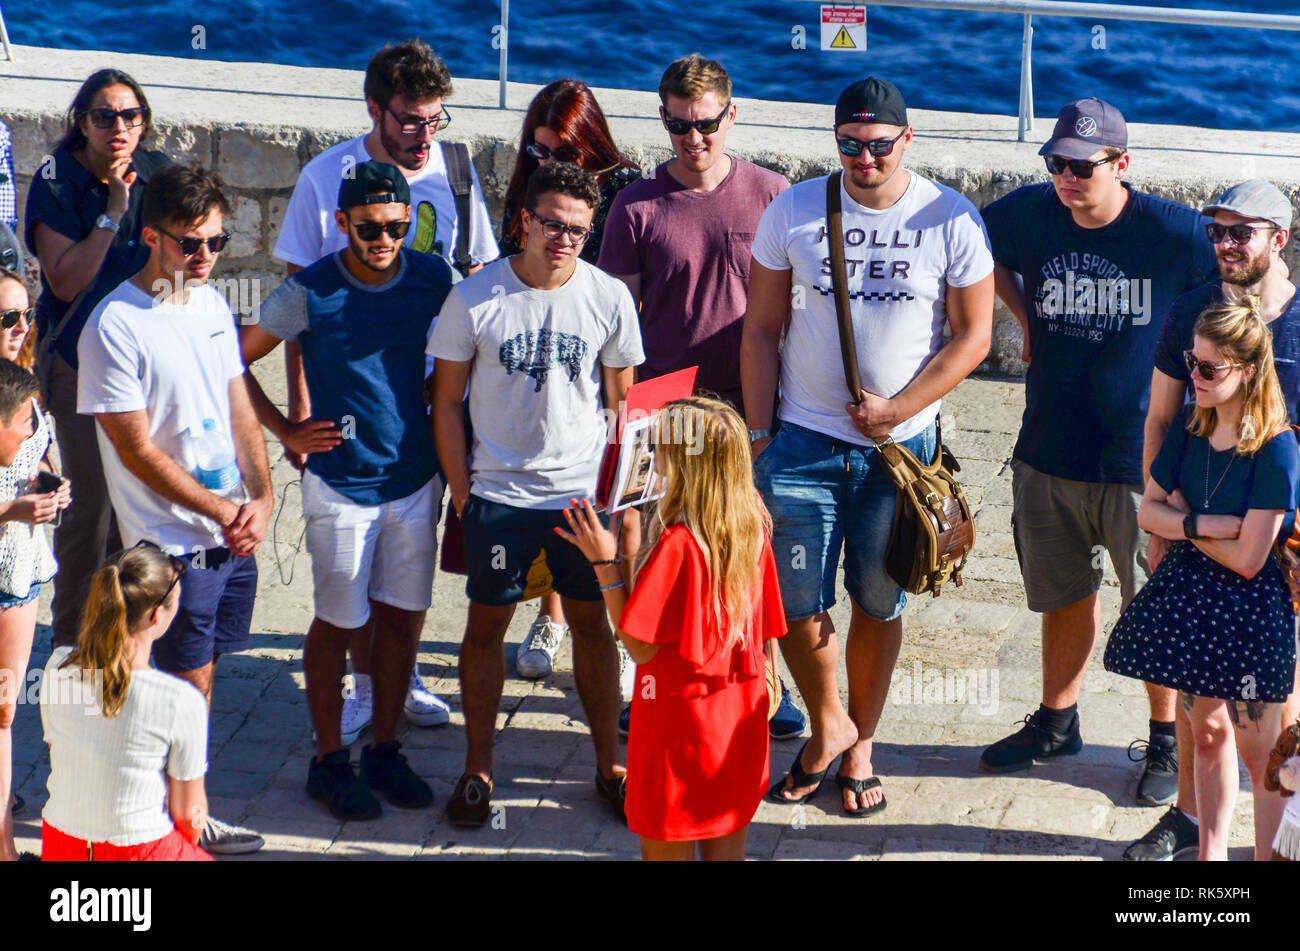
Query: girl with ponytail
xmin=1106 ymin=296 xmax=1300 ymax=860
xmin=39 ymin=542 xmax=213 ymax=861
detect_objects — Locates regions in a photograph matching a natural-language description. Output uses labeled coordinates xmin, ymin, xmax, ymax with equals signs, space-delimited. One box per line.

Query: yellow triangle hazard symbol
xmin=831 ymin=26 xmax=856 ymax=49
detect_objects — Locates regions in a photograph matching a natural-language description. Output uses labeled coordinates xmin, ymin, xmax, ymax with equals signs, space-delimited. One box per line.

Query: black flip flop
xmin=837 ymin=775 xmax=886 ymax=818
xmin=766 ymin=740 xmax=829 ymax=805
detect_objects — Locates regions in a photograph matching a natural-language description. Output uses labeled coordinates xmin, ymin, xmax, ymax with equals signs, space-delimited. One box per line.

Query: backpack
xmin=439 ymin=141 xmax=474 ymax=276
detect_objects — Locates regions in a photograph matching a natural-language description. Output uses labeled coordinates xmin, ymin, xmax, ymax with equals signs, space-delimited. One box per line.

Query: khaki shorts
xmin=1011 ymin=458 xmax=1150 ymax=614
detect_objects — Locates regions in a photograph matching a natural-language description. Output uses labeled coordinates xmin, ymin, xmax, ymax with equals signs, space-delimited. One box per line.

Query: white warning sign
xmin=821 ymin=5 xmax=867 ymax=52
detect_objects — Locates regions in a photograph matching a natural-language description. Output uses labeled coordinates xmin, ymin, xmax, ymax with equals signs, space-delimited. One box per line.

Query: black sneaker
xmin=979 ymin=708 xmax=1082 ymax=773
xmin=1123 ymin=806 xmax=1199 ymax=861
xmin=1130 ymin=734 xmax=1178 ymax=806
xmin=307 ymin=750 xmax=382 ymax=821
xmin=618 ymin=703 xmax=631 ymax=738
xmin=360 ymin=741 xmax=434 ymax=809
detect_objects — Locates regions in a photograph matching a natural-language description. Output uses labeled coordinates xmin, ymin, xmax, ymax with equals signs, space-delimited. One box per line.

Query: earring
xmin=1241 ymin=414 xmax=1258 ymax=441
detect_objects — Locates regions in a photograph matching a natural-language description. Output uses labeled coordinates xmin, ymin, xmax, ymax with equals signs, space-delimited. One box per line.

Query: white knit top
xmin=0 ymin=398 xmax=57 ymax=598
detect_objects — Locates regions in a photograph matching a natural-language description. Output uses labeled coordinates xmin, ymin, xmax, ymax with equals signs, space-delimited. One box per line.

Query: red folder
xmin=596 ymin=366 xmax=698 ymax=509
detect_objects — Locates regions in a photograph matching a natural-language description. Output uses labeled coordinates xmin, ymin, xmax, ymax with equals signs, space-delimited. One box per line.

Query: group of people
xmin=0 ymin=36 xmax=1296 ymax=863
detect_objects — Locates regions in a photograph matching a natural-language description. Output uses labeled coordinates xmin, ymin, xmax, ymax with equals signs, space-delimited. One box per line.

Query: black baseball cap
xmin=1038 ymin=98 xmax=1127 ymax=160
xmin=337 ymin=161 xmax=410 ymax=210
xmin=835 ymin=77 xmax=908 ymax=128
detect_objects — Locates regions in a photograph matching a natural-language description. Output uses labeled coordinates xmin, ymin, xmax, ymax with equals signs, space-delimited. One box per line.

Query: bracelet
xmin=590 ymin=557 xmax=621 ymax=566
xmin=598 ymin=579 xmax=626 ymax=592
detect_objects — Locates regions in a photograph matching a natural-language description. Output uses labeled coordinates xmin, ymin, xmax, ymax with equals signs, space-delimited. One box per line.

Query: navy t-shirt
xmin=1154 ymin=282 xmax=1300 ymax=422
xmin=1151 ymin=405 xmax=1300 ymax=543
xmin=24 ymin=146 xmax=169 ymax=369
xmin=255 ymin=249 xmax=456 ymax=505
xmin=982 ymin=182 xmax=1219 ymax=483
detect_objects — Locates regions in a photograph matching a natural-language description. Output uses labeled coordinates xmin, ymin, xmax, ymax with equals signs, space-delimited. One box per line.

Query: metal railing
xmin=495 ymin=0 xmax=1300 ymax=141
xmin=0 ymin=4 xmax=13 ymax=62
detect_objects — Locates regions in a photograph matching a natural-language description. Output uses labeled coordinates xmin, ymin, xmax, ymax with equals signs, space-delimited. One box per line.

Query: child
xmin=1105 ymin=297 xmax=1299 ymax=861
xmin=557 ymin=396 xmax=787 ymax=860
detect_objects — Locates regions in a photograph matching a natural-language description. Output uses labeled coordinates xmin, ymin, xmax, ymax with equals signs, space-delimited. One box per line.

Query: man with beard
xmin=272 ymin=39 xmax=497 ymax=739
xmin=1125 ymin=179 xmax=1300 ymax=860
xmin=240 ymin=163 xmax=456 ymax=820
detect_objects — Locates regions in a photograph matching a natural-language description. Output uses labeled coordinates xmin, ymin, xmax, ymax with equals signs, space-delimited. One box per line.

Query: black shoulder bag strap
xmin=440 ymin=141 xmax=474 ymax=275
xmin=825 ymin=171 xmax=863 ymax=405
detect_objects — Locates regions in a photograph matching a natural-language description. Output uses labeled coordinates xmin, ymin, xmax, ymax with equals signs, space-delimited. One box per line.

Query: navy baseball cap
xmin=1038 ymin=98 xmax=1127 ymax=159
xmin=337 ymin=161 xmax=410 ymax=210
xmin=835 ymin=78 xmax=908 ymax=128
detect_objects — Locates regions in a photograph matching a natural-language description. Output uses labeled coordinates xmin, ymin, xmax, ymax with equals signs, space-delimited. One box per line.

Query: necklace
xmin=1204 ymin=441 xmax=1236 ymax=507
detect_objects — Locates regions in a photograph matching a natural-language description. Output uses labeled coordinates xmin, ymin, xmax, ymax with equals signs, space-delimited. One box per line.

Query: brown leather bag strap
xmin=826 ymin=172 xmax=862 ymax=404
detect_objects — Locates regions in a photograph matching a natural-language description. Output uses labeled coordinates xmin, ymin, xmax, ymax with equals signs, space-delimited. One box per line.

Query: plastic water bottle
xmin=193 ymin=418 xmax=241 ymax=495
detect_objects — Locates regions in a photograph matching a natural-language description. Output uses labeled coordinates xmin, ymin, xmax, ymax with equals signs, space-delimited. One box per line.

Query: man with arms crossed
xmin=978 ymin=99 xmax=1218 ymax=782
xmin=430 ymin=162 xmax=643 ymax=827
xmin=241 ymin=162 xmax=456 ymax=821
xmin=78 ymin=164 xmax=272 ymax=853
xmin=743 ymin=78 xmax=994 ymax=815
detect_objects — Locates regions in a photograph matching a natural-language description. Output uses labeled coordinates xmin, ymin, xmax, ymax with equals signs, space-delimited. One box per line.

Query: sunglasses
xmin=836 ymin=129 xmax=907 ymax=158
xmin=1205 ymin=223 xmax=1278 ymax=246
xmin=118 ymin=540 xmax=188 ymax=611
xmin=1183 ymin=350 xmax=1241 ymax=382
xmin=82 ymin=107 xmax=149 ymax=130
xmin=385 ymin=105 xmax=452 ymax=134
xmin=526 ymin=210 xmax=593 ymax=243
xmin=155 ymin=227 xmax=230 ymax=257
xmin=348 ymin=219 xmax=410 ymax=242
xmin=0 ymin=307 xmax=34 ymax=329
xmin=525 ymin=139 xmax=581 ymax=164
xmin=1043 ymin=154 xmax=1121 ymax=179
xmin=660 ymin=103 xmax=730 ymax=136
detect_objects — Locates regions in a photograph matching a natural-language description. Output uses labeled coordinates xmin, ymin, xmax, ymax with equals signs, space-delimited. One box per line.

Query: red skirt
xmin=41 ymin=821 xmax=214 ymax=861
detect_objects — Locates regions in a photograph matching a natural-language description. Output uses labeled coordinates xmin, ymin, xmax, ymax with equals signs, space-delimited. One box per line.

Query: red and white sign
xmin=821 ymin=5 xmax=867 ymax=51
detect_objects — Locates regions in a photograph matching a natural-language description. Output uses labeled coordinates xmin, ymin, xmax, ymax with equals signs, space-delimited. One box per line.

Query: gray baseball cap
xmin=1202 ymin=179 xmax=1293 ymax=231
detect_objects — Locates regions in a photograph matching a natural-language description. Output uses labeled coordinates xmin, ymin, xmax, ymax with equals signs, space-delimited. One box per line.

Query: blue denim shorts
xmin=0 ymin=584 xmax=40 ymax=610
xmin=753 ymin=420 xmax=936 ymax=621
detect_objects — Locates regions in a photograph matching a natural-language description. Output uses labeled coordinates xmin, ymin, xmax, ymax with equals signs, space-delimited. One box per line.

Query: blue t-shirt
xmin=255 ymin=249 xmax=455 ymax=505
xmin=982 ymin=182 xmax=1219 ymax=483
xmin=1151 ymin=405 xmax=1300 ymax=543
xmin=1154 ymin=282 xmax=1300 ymax=422
xmin=24 ymin=146 xmax=169 ymax=369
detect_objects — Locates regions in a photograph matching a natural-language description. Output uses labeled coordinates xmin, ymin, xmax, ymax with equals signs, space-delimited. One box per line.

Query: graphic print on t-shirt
xmin=499 ymin=329 xmax=590 ymax=391
xmin=813 ymin=222 xmax=921 ymax=302
xmin=1033 ymin=250 xmax=1153 ymax=343
xmin=411 ymin=200 xmax=439 ymax=257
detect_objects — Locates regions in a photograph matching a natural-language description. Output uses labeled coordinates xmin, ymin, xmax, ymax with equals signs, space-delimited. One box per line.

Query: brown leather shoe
xmin=446 ymin=774 xmax=493 ymax=828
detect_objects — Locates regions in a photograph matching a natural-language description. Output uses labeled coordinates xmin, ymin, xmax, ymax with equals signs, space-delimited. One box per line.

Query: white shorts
xmin=301 ymin=470 xmax=443 ymax=629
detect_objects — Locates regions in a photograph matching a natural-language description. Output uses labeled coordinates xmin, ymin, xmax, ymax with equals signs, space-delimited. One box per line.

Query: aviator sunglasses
xmin=660 ymin=103 xmax=730 ymax=136
xmin=82 ymin=107 xmax=149 ymax=129
xmin=1205 ymin=223 xmax=1278 ymax=246
xmin=155 ymin=227 xmax=230 ymax=256
xmin=1183 ymin=350 xmax=1241 ymax=382
xmin=525 ymin=139 xmax=581 ymax=164
xmin=0 ymin=307 xmax=34 ymax=330
xmin=1043 ymin=154 xmax=1122 ymax=179
xmin=348 ymin=219 xmax=411 ymax=242
xmin=116 ymin=539 xmax=188 ymax=611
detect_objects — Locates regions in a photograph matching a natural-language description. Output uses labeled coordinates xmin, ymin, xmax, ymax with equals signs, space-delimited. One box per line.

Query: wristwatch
xmin=1183 ymin=513 xmax=1200 ymax=540
xmin=748 ymin=428 xmax=773 ymax=443
xmin=95 ymin=214 xmax=120 ymax=234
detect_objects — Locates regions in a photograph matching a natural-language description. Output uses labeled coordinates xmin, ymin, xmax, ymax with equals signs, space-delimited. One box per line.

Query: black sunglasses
xmin=82 ymin=107 xmax=149 ymax=130
xmin=385 ymin=105 xmax=451 ymax=134
xmin=155 ymin=227 xmax=230 ymax=257
xmin=348 ymin=219 xmax=410 ymax=242
xmin=525 ymin=210 xmax=594 ymax=243
xmin=836 ymin=129 xmax=907 ymax=158
xmin=117 ymin=540 xmax=188 ymax=611
xmin=1183 ymin=349 xmax=1241 ymax=382
xmin=1205 ymin=223 xmax=1278 ymax=246
xmin=525 ymin=139 xmax=581 ymax=164
xmin=660 ymin=103 xmax=730 ymax=136
xmin=1044 ymin=153 xmax=1122 ymax=179
xmin=0 ymin=307 xmax=34 ymax=330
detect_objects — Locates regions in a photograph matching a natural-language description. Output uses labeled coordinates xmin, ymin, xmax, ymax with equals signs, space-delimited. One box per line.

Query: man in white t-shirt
xmin=429 ymin=162 xmax=644 ymax=828
xmin=273 ymin=39 xmax=498 ymax=736
xmin=78 ymin=165 xmax=273 ymax=855
xmin=742 ymin=78 xmax=994 ymax=817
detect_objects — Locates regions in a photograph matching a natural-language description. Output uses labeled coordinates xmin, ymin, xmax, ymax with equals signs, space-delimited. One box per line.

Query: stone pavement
xmin=10 ymin=377 xmax=1261 ymax=860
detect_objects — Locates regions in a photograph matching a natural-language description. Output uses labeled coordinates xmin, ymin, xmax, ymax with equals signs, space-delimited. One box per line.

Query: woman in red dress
xmin=558 ymin=397 xmax=787 ymax=860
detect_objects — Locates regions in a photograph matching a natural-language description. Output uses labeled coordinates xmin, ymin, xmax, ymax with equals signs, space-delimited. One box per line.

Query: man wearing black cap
xmin=1125 ymin=178 xmax=1299 ymax=860
xmin=978 ymin=99 xmax=1218 ymax=779
xmin=240 ymin=161 xmax=457 ymax=820
xmin=743 ymin=78 xmax=994 ymax=816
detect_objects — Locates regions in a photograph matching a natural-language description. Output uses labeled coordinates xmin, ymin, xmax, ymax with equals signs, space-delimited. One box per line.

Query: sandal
xmin=837 ymin=775 xmax=886 ymax=818
xmin=594 ymin=770 xmax=627 ymax=824
xmin=766 ymin=741 xmax=829 ymax=805
xmin=446 ymin=774 xmax=493 ymax=828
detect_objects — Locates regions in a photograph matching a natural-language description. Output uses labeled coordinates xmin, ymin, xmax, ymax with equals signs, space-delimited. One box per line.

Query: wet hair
xmin=56 ymin=68 xmax=152 ymax=153
xmin=0 ymin=267 xmax=35 ymax=370
xmin=364 ymin=39 xmax=453 ymax=110
xmin=658 ymin=53 xmax=731 ymax=107
xmin=524 ymin=161 xmax=600 ymax=212
xmin=0 ymin=358 xmax=38 ymax=426
xmin=502 ymin=80 xmax=637 ymax=249
xmin=141 ymin=164 xmax=230 ymax=230
xmin=62 ymin=545 xmax=179 ymax=718
xmin=1188 ymin=295 xmax=1288 ymax=455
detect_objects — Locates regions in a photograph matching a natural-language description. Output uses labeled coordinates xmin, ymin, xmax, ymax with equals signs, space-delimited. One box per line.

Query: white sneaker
xmin=340 ymin=673 xmax=373 ymax=746
xmin=516 ymin=614 xmax=567 ymax=679
xmin=199 ymin=815 xmax=264 ymax=855
xmin=404 ymin=667 xmax=451 ymax=727
xmin=618 ymin=641 xmax=636 ymax=702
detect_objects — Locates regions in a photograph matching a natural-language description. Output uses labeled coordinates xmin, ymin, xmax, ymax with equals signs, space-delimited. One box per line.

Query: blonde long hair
xmin=636 ymin=397 xmax=772 ymax=646
xmin=1188 ymin=296 xmax=1289 ymax=455
xmin=60 ymin=545 xmax=178 ymax=717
